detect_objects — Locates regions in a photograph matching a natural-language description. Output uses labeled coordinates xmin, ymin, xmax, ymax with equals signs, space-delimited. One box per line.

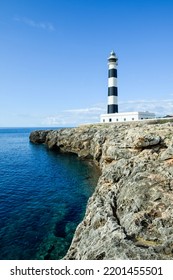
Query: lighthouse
xmin=100 ymin=51 xmax=155 ymax=123
xmin=107 ymin=50 xmax=118 ymax=114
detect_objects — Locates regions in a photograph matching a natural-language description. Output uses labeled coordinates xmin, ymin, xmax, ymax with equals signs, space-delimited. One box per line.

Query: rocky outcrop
xmin=30 ymin=119 xmax=173 ymax=259
xmin=30 ymin=130 xmax=51 ymax=144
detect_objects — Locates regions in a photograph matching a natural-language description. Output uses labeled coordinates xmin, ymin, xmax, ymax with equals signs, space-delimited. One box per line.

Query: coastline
xmin=30 ymin=118 xmax=173 ymax=259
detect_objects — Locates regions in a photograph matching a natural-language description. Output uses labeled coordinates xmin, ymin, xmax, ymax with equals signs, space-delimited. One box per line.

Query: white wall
xmin=100 ymin=112 xmax=155 ymax=123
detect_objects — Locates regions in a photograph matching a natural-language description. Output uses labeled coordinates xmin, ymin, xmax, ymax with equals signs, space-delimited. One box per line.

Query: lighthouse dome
xmin=110 ymin=50 xmax=115 ymax=56
xmin=108 ymin=50 xmax=118 ymax=63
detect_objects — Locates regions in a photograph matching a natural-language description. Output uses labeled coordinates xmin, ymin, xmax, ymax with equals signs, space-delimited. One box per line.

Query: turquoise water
xmin=0 ymin=128 xmax=100 ymax=260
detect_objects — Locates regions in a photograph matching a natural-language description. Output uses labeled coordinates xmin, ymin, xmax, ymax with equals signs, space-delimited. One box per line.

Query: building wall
xmin=100 ymin=112 xmax=155 ymax=123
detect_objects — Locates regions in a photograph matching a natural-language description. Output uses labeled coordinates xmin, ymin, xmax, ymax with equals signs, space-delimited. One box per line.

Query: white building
xmin=100 ymin=111 xmax=156 ymax=123
xmin=100 ymin=51 xmax=155 ymax=123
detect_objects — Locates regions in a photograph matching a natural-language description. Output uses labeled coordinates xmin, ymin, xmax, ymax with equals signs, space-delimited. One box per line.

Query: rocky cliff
xmin=30 ymin=119 xmax=173 ymax=259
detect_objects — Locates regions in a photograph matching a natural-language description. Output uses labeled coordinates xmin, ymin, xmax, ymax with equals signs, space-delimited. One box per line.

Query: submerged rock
xmin=30 ymin=119 xmax=173 ymax=259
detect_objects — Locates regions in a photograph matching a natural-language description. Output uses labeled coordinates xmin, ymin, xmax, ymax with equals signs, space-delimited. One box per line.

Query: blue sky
xmin=0 ymin=0 xmax=173 ymax=127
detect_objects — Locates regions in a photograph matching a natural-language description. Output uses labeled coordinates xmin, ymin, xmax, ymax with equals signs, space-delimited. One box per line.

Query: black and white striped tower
xmin=107 ymin=50 xmax=118 ymax=114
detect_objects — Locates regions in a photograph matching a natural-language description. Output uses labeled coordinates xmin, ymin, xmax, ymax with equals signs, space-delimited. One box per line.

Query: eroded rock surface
xmin=30 ymin=120 xmax=173 ymax=259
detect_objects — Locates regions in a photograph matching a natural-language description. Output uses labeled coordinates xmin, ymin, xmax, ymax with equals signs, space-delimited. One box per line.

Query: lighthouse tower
xmin=107 ymin=50 xmax=118 ymax=114
xmin=100 ymin=51 xmax=155 ymax=123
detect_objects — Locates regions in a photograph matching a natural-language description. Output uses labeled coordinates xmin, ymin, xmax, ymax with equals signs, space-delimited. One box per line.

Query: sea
xmin=0 ymin=128 xmax=100 ymax=260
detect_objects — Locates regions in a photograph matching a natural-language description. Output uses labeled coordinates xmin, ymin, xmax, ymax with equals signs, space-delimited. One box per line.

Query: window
xmin=132 ymin=118 xmax=134 ymax=121
xmin=109 ymin=118 xmax=112 ymax=122
xmin=116 ymin=119 xmax=118 ymax=121
xmin=103 ymin=119 xmax=105 ymax=122
xmin=124 ymin=118 xmax=126 ymax=121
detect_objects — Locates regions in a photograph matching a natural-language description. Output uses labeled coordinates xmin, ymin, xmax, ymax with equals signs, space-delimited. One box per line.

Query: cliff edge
xmin=30 ymin=119 xmax=173 ymax=259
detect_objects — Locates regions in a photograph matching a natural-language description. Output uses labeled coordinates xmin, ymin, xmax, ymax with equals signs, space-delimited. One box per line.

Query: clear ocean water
xmin=0 ymin=128 xmax=100 ymax=260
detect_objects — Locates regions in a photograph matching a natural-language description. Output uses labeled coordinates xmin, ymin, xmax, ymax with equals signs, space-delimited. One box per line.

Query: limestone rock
xmin=133 ymin=135 xmax=161 ymax=148
xmin=29 ymin=130 xmax=51 ymax=143
xmin=29 ymin=119 xmax=173 ymax=260
xmin=160 ymin=146 xmax=173 ymax=160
